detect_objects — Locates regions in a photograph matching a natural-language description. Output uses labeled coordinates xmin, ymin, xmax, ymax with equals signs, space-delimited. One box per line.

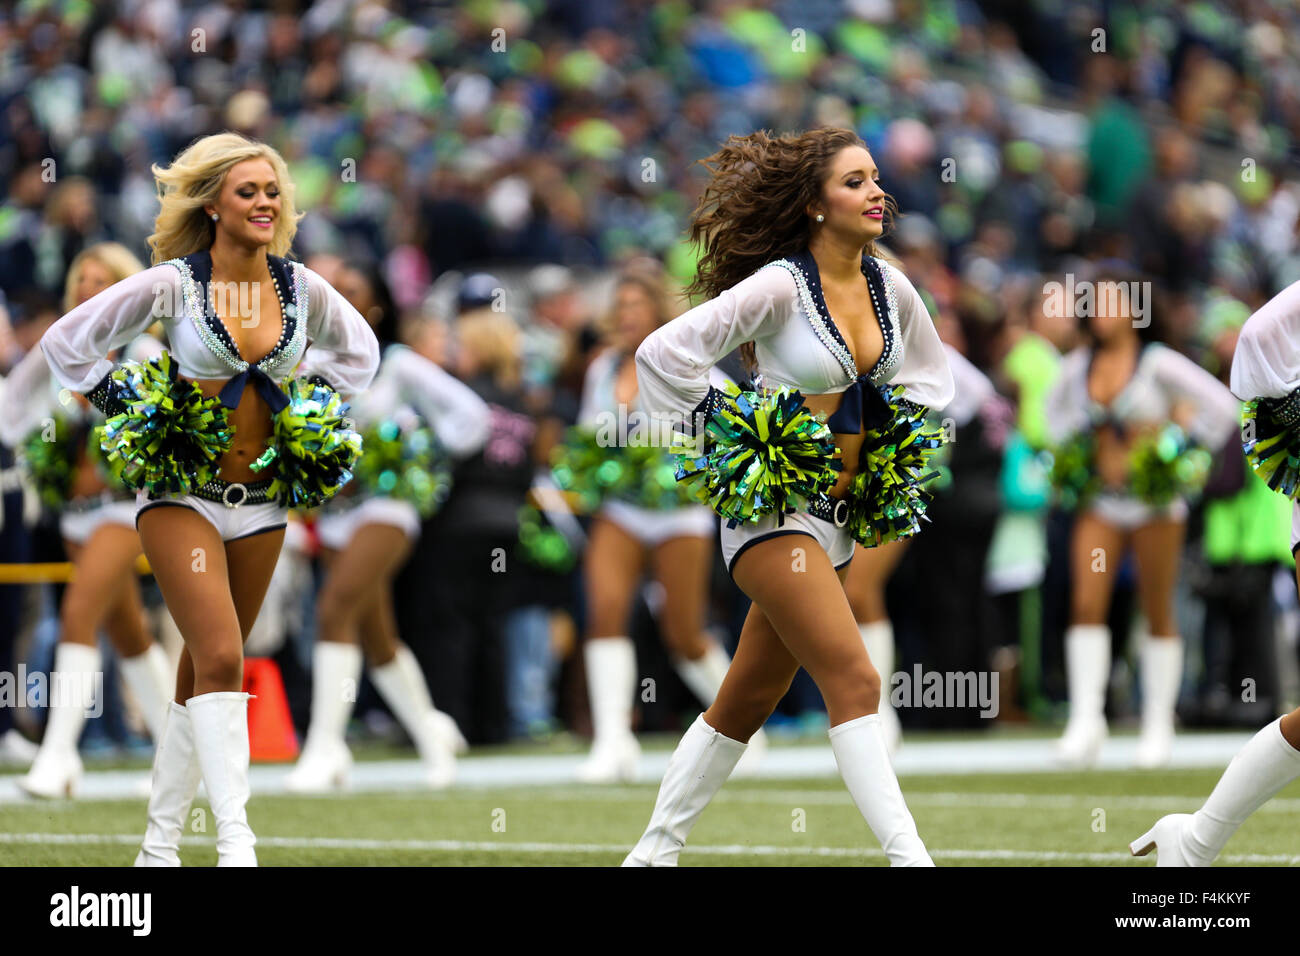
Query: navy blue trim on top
xmin=182 ymin=249 xmax=300 ymax=368
xmin=787 ymin=248 xmax=894 ymax=381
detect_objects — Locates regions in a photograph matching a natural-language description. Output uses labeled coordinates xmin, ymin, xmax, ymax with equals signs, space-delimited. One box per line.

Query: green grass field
xmin=4 ymin=735 xmax=1300 ymax=866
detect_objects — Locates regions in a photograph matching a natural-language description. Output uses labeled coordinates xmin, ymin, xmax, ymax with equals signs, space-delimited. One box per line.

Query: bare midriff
xmin=192 ymin=378 xmax=275 ymax=483
xmin=68 ymin=454 xmax=109 ymax=500
xmin=801 ymin=391 xmax=864 ymax=499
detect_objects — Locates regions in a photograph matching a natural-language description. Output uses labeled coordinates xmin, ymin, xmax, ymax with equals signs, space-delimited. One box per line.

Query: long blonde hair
xmin=63 ymin=242 xmax=146 ymax=313
xmin=147 ymin=132 xmax=301 ymax=264
xmin=456 ymin=309 xmax=522 ymax=391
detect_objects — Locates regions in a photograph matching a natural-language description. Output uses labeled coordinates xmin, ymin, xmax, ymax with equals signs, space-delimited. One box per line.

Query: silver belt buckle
xmin=222 ymin=482 xmax=248 ymax=508
xmin=832 ymin=498 xmax=849 ymax=528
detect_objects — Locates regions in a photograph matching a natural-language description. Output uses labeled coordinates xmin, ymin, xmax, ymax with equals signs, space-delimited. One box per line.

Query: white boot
xmin=19 ymin=642 xmax=100 ymax=799
xmin=118 ymin=643 xmax=174 ymax=741
xmin=187 ymin=691 xmax=257 ymax=867
xmin=1056 ymin=625 xmax=1110 ymax=767
xmin=860 ymin=620 xmax=901 ymax=756
xmin=1134 ymin=634 xmax=1183 ymax=768
xmin=135 ymin=701 xmax=202 ymax=866
xmin=1131 ymin=716 xmax=1300 ymax=865
xmin=830 ymin=713 xmax=934 ymax=866
xmin=673 ymin=641 xmax=731 ymax=707
xmin=623 ymin=713 xmax=746 ymax=866
xmin=370 ymin=644 xmax=456 ymax=788
xmin=285 ymin=641 xmax=361 ymax=793
xmin=0 ymin=729 xmax=38 ymax=767
xmin=577 ymin=637 xmax=640 ymax=783
xmin=672 ymin=640 xmax=766 ymax=776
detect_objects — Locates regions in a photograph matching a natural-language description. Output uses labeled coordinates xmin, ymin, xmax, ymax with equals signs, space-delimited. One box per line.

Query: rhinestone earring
xmin=211 ymin=213 xmax=219 ymax=221
xmin=815 ymin=214 xmax=824 ymax=222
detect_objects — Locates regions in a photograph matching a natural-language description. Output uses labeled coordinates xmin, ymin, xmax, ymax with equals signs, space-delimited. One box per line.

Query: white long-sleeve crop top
xmin=38 ymin=249 xmax=379 ymax=408
xmin=1231 ymin=280 xmax=1300 ymax=403
xmin=302 ymin=342 xmax=492 ymax=460
xmin=1044 ymin=342 xmax=1240 ymax=448
xmin=634 ymin=249 xmax=954 ymax=433
xmin=0 ymin=333 xmax=163 ymax=448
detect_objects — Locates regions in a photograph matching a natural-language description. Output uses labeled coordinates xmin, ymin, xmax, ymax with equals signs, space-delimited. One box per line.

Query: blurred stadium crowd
xmin=2 ymin=0 xmax=1300 ymax=756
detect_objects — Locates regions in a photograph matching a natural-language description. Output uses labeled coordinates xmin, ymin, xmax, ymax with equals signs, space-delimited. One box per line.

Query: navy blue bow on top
xmin=218 ymin=363 xmax=290 ymax=413
xmin=825 ymin=374 xmax=891 ymax=434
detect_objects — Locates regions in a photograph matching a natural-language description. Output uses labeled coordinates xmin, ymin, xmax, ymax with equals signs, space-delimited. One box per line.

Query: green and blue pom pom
xmin=19 ymin=416 xmax=78 ymax=510
xmin=354 ymin=420 xmax=452 ymax=517
xmin=1043 ymin=431 xmax=1100 ymax=511
xmin=100 ymin=351 xmax=233 ymax=495
xmin=550 ymin=426 xmax=637 ymax=511
xmin=673 ymin=382 xmax=841 ymax=526
xmin=843 ymin=386 xmax=946 ymax=548
xmin=1129 ymin=423 xmax=1211 ymax=505
xmin=252 ymin=378 xmax=362 ymax=509
xmin=516 ymin=503 xmax=578 ymax=572
xmin=1242 ymin=399 xmax=1300 ymax=498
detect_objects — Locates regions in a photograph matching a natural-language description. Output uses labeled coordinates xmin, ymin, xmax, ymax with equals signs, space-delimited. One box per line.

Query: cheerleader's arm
xmin=1231 ymin=281 xmax=1300 ymax=428
xmin=386 ymin=344 xmax=492 ymax=458
xmin=300 ymin=266 xmax=381 ymax=399
xmin=634 ymin=264 xmax=794 ymax=437
xmin=1150 ymin=344 xmax=1241 ymax=447
xmin=880 ymin=262 xmax=953 ymax=411
xmin=0 ymin=346 xmax=58 ymax=447
xmin=38 ymin=266 xmax=179 ymax=413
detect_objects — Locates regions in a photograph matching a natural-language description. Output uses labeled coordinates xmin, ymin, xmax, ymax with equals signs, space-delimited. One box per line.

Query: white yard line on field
xmin=1 ymin=831 xmax=1297 ymax=865
xmin=0 ymin=731 xmax=1260 ymax=805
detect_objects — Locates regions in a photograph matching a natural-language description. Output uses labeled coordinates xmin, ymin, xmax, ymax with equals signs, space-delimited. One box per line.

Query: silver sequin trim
xmin=164 ymin=258 xmax=245 ymax=373
xmin=257 ymin=262 xmax=307 ymax=375
xmin=766 ymin=260 xmax=858 ymax=381
xmin=867 ymin=257 xmax=901 ymax=384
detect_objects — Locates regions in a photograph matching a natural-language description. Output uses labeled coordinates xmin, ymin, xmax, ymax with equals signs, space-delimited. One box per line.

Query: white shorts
xmin=135 ymin=495 xmax=288 ymax=543
xmin=315 ymin=496 xmax=421 ymax=551
xmin=719 ymin=509 xmax=855 ymax=580
xmin=599 ymin=500 xmax=716 ymax=547
xmin=59 ymin=494 xmax=141 ymax=545
xmin=1087 ymin=493 xmax=1188 ymax=531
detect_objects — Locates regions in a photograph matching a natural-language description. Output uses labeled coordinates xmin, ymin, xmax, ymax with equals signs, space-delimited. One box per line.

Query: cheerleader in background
xmin=0 ymin=244 xmax=173 ymax=798
xmin=286 ymin=263 xmax=488 ymax=791
xmin=1044 ymin=267 xmax=1239 ymax=768
xmin=627 ymin=128 xmax=953 ymax=866
xmin=1132 ymin=280 xmax=1300 ymax=864
xmin=38 ymin=133 xmax=379 ymax=866
xmin=573 ymin=265 xmax=764 ymax=782
xmin=843 ymin=342 xmax=1005 ymax=756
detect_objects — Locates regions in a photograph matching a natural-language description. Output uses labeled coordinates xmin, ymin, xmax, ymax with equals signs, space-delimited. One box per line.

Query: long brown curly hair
xmin=683 ymin=127 xmax=895 ymax=373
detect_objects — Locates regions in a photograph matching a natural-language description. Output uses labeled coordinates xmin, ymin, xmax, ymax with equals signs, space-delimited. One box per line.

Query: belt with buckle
xmin=807 ymin=491 xmax=852 ymax=529
xmin=151 ymin=477 xmax=278 ymax=508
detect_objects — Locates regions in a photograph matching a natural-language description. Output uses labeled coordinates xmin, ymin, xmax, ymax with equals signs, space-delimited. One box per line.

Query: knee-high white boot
xmin=19 ymin=642 xmax=100 ymax=799
xmin=118 ymin=643 xmax=174 ymax=742
xmin=135 ymin=701 xmax=202 ymax=866
xmin=1135 ymin=633 xmax=1183 ymax=768
xmin=830 ymin=713 xmax=934 ymax=866
xmin=577 ymin=637 xmax=639 ymax=782
xmin=860 ymin=621 xmax=901 ymax=756
xmin=623 ymin=713 xmax=747 ymax=866
xmin=285 ymin=641 xmax=361 ymax=793
xmin=673 ymin=640 xmax=768 ymax=777
xmin=370 ymin=644 xmax=457 ymax=787
xmin=1131 ymin=716 xmax=1300 ymax=865
xmin=1056 ymin=625 xmax=1111 ymax=766
xmin=187 ymin=691 xmax=256 ymax=867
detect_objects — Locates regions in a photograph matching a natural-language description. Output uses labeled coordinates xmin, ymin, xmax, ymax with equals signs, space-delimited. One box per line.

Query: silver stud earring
xmin=815 ymin=214 xmax=824 ymax=222
xmin=211 ymin=213 xmax=219 ymax=222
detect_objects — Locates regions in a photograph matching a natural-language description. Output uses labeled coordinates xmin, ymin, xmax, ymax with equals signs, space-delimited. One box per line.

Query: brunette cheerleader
xmin=38 ymin=133 xmax=379 ymax=865
xmin=573 ymin=265 xmax=766 ymax=782
xmin=626 ymin=127 xmax=952 ymax=866
xmin=0 ymin=244 xmax=172 ymax=798
xmin=1045 ymin=268 xmax=1239 ymax=768
xmin=286 ymin=263 xmax=487 ymax=791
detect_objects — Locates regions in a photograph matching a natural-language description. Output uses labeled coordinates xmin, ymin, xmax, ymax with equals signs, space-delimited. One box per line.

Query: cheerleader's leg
xmin=1131 ymin=512 xmax=1187 ymax=769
